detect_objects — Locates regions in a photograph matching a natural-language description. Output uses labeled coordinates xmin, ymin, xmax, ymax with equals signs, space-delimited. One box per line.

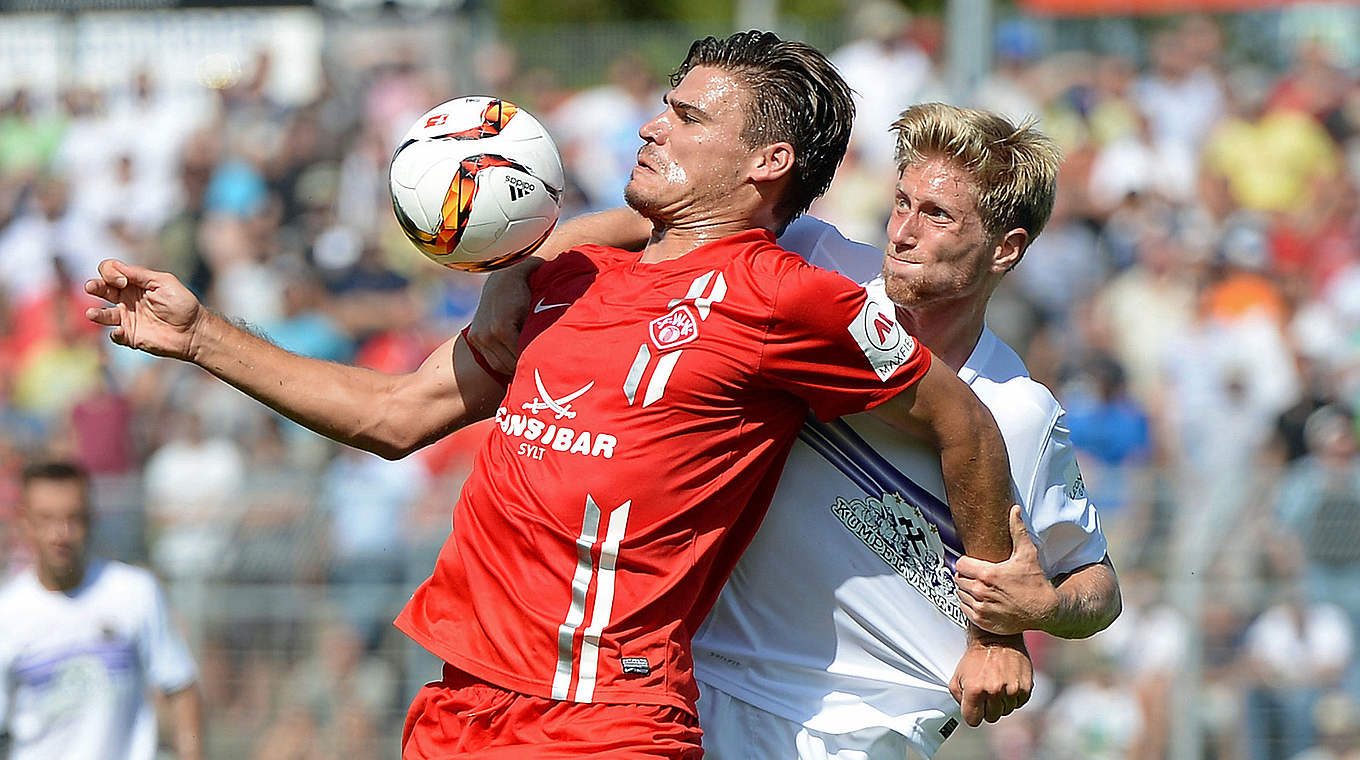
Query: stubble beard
xmin=882 ymin=267 xmax=932 ymax=310
xmin=625 ymin=177 xmax=671 ymax=224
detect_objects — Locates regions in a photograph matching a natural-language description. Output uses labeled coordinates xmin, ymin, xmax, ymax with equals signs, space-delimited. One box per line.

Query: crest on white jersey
xmin=831 ymin=492 xmax=967 ymax=628
xmin=847 ymin=295 xmax=916 ymax=381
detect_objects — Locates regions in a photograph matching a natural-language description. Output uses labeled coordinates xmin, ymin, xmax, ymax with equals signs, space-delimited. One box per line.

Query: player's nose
xmin=887 ymin=211 xmax=918 ymax=247
xmin=639 ymin=112 xmax=667 ymax=144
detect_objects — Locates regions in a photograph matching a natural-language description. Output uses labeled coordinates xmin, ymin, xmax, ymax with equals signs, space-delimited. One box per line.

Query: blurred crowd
xmin=1 ymin=5 xmax=1359 ymax=759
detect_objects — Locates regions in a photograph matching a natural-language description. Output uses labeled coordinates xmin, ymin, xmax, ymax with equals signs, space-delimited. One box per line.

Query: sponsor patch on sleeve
xmin=1064 ymin=459 xmax=1087 ymax=501
xmin=847 ymin=294 xmax=916 ymax=381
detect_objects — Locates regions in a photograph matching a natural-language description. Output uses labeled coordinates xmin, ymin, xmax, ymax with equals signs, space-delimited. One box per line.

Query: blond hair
xmin=891 ymin=103 xmax=1061 ymax=244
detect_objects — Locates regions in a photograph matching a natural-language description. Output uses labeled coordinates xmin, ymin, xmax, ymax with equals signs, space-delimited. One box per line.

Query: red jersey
xmin=396 ymin=229 xmax=931 ymax=716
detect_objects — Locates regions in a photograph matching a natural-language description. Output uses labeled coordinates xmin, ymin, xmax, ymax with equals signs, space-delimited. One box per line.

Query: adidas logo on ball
xmin=505 ymin=175 xmax=534 ymax=202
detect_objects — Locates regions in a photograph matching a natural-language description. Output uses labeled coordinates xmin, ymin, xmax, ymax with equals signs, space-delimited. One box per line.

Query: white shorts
xmin=697 ymin=682 xmax=928 ymax=760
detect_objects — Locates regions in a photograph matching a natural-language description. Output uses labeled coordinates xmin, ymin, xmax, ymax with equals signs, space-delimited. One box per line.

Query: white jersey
xmin=0 ymin=559 xmax=197 ymax=760
xmin=692 ymin=216 xmax=1108 ymax=758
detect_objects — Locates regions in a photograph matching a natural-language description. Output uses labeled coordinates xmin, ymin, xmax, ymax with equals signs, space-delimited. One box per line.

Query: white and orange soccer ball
xmin=389 ymin=96 xmax=565 ymax=272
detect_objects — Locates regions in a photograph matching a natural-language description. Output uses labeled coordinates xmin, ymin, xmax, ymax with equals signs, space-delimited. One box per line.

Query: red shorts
xmin=402 ymin=664 xmax=704 ymax=759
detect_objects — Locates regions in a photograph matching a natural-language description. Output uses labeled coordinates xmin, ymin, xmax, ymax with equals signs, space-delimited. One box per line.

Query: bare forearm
xmin=937 ymin=402 xmax=1014 ymax=564
xmin=187 ymin=311 xmax=447 ymax=457
xmin=1043 ymin=557 xmax=1121 ymax=638
xmin=936 ymin=398 xmax=1025 ymax=647
xmin=167 ymin=685 xmax=204 ymax=760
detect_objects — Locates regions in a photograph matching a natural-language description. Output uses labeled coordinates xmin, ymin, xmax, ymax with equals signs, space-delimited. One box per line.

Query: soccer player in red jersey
xmin=85 ymin=32 xmax=1027 ymax=758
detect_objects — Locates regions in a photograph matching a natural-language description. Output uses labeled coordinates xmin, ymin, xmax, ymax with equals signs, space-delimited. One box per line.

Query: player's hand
xmin=954 ymin=505 xmax=1059 ymax=636
xmin=465 ymin=263 xmax=534 ymax=376
xmin=85 ymin=259 xmax=206 ymax=361
xmin=948 ymin=632 xmax=1032 ymax=727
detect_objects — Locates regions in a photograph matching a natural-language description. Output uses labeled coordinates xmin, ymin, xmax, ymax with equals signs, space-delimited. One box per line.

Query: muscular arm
xmin=875 ymin=359 xmax=1016 ymax=565
xmin=469 ymin=207 xmax=651 ymax=373
xmin=163 ymin=684 xmax=204 ymax=760
xmin=1047 ymin=557 xmax=1121 ymax=638
xmin=873 ymin=358 xmax=1032 ymax=726
xmin=954 ymin=506 xmax=1121 ymax=638
xmin=86 ymin=261 xmax=503 ymax=459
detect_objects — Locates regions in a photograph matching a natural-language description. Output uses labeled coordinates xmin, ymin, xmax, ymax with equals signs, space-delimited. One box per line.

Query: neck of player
xmin=898 ymin=294 xmax=989 ymax=372
xmin=638 ymin=206 xmax=781 ymax=263
xmin=38 ymin=561 xmax=86 ymax=593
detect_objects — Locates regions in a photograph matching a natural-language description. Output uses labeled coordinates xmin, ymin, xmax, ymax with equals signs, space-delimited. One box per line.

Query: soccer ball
xmin=389 ymin=96 xmax=565 ymax=272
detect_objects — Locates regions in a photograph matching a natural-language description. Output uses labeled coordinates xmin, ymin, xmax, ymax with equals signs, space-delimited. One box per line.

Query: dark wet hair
xmin=673 ymin=30 xmax=854 ymax=231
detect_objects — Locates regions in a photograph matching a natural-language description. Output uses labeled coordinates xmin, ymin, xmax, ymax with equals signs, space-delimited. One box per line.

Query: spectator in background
xmin=319 ymin=446 xmax=427 ymax=650
xmin=974 ymin=19 xmax=1045 ymax=127
xmin=1202 ymin=65 xmax=1340 ymax=215
xmin=1242 ymin=583 xmax=1354 ymax=760
xmin=0 ymin=89 xmax=65 ymax=183
xmin=1291 ymin=692 xmax=1360 ymax=760
xmin=1134 ymin=24 xmax=1224 ymax=154
xmin=1041 ymin=653 xmax=1145 ymax=760
xmin=0 ymin=176 xmax=92 ymax=309
xmin=1094 ymin=568 xmax=1188 ymax=760
xmin=0 ymin=460 xmax=203 ymax=760
xmin=143 ymin=408 xmax=246 ymax=581
xmin=832 ymin=0 xmax=943 ymax=171
xmin=1088 ymin=218 xmax=1199 ymax=403
xmin=1276 ymin=406 xmax=1360 ymax=627
xmin=1064 ymin=353 xmax=1150 ymax=521
xmin=549 ymin=50 xmax=660 ymax=212
xmin=280 ymin=618 xmax=397 ymax=737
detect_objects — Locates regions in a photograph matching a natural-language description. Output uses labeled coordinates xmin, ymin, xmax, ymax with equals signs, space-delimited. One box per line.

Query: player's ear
xmin=993 ymin=228 xmax=1029 ymax=274
xmin=748 ymin=141 xmax=795 ymax=183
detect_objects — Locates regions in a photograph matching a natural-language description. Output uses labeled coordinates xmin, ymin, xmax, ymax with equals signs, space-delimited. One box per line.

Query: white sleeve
xmin=141 ymin=577 xmax=198 ymax=693
xmin=777 ymin=215 xmax=884 ymax=284
xmin=1026 ymin=411 xmax=1109 ymax=578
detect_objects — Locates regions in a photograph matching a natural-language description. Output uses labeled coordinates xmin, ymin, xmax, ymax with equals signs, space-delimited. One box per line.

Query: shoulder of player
xmin=0 ymin=569 xmax=28 ymax=605
xmin=750 ymin=239 xmax=861 ymax=299
xmin=969 ymin=338 xmax=1064 ymax=439
xmin=86 ymin=559 xmax=163 ymax=601
xmin=528 ymin=247 xmax=619 ymax=294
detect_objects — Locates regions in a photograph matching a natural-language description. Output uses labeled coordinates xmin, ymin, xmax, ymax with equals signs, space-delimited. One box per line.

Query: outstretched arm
xmin=85 ymin=260 xmax=503 ymax=458
xmin=955 ymin=509 xmax=1121 ymax=638
xmin=468 ymin=207 xmax=652 ymax=373
xmin=874 ymin=361 xmax=1031 ymax=727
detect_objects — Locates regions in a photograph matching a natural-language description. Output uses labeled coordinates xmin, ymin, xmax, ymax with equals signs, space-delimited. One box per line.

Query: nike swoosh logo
xmin=533 ymin=299 xmax=571 ymax=313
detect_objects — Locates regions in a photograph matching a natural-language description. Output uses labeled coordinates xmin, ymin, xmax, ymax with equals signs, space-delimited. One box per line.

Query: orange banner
xmin=1021 ymin=0 xmax=1320 ymax=14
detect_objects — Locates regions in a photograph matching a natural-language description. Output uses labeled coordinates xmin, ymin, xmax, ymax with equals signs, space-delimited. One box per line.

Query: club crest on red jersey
xmin=649 ymin=305 xmax=699 ymax=351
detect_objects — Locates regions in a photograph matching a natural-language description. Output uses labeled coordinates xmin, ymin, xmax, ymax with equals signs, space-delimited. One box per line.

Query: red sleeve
xmin=459 ymin=327 xmax=511 ymax=386
xmin=758 ymin=265 xmax=930 ymax=421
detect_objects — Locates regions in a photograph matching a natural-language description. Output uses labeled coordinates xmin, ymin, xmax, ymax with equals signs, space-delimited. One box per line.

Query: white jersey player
xmin=1 ymin=462 xmax=201 ymax=760
xmin=688 ymin=107 xmax=1118 ymax=758
xmin=694 ymin=222 xmax=1104 ymax=760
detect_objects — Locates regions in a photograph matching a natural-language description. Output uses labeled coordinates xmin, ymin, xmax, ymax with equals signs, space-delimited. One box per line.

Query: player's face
xmin=882 ymin=157 xmax=996 ymax=310
xmin=624 ymin=66 xmax=754 ymax=222
xmin=22 ymin=480 xmax=90 ymax=589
